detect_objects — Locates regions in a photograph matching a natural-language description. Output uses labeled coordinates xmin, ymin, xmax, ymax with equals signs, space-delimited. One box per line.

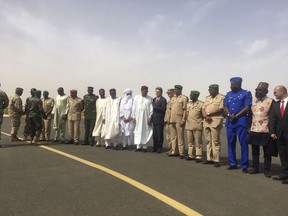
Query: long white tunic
xmin=52 ymin=94 xmax=69 ymax=129
xmin=120 ymin=96 xmax=134 ymax=136
xmin=92 ymin=97 xmax=106 ymax=137
xmin=132 ymin=95 xmax=153 ymax=145
xmin=101 ymin=97 xmax=121 ymax=139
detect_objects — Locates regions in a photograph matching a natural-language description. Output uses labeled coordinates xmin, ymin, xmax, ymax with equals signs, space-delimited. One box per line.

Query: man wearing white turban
xmin=120 ymin=88 xmax=135 ymax=149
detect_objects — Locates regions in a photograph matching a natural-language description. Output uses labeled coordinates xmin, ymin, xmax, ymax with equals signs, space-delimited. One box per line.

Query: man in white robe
xmin=102 ymin=89 xmax=121 ymax=149
xmin=92 ymin=89 xmax=106 ymax=147
xmin=120 ymin=88 xmax=134 ymax=149
xmin=132 ymin=86 xmax=153 ymax=152
xmin=52 ymin=87 xmax=69 ymax=143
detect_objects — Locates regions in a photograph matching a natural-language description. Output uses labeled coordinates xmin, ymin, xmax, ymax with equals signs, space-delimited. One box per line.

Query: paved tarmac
xmin=0 ymin=117 xmax=287 ymax=216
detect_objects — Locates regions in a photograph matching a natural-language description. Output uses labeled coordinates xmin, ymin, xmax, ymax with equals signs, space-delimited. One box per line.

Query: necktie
xmin=280 ymin=100 xmax=285 ymax=118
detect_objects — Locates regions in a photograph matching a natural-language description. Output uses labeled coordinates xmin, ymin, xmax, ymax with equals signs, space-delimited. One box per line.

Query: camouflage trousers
xmin=26 ymin=116 xmax=43 ymax=138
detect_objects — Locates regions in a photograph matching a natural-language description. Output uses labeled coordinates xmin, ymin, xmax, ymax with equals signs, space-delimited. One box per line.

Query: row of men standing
xmin=2 ymin=80 xmax=288 ymax=184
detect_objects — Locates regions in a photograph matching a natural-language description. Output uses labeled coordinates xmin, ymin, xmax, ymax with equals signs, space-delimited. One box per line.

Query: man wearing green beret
xmin=8 ymin=87 xmax=24 ymax=141
xmin=202 ymin=84 xmax=225 ymax=167
xmin=164 ymin=89 xmax=175 ymax=154
xmin=169 ymin=85 xmax=188 ymax=159
xmin=185 ymin=91 xmax=204 ymax=162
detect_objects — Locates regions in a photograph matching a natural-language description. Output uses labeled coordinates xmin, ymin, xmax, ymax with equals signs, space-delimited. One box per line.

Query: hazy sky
xmin=1 ymin=0 xmax=288 ymax=100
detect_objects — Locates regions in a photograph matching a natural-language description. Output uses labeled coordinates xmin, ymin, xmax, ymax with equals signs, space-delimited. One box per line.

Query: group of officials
xmin=0 ymin=77 xmax=288 ymax=184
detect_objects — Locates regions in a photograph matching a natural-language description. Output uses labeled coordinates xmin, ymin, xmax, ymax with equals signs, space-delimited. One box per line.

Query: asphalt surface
xmin=0 ymin=116 xmax=287 ymax=216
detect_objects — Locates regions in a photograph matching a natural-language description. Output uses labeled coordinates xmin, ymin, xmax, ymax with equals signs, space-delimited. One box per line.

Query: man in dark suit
xmin=152 ymin=87 xmax=167 ymax=153
xmin=269 ymin=85 xmax=288 ymax=184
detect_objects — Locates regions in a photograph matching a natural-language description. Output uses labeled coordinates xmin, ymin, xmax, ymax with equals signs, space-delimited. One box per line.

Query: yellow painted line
xmin=1 ymin=131 xmax=202 ymax=216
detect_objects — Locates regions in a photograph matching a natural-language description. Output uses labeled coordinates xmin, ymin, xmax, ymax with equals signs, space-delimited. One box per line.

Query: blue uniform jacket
xmin=224 ymin=89 xmax=252 ymax=128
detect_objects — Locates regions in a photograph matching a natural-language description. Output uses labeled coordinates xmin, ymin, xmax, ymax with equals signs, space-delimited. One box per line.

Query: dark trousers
xmin=277 ymin=137 xmax=288 ymax=177
xmin=84 ymin=118 xmax=96 ymax=145
xmin=251 ymin=145 xmax=271 ymax=171
xmin=153 ymin=124 xmax=164 ymax=151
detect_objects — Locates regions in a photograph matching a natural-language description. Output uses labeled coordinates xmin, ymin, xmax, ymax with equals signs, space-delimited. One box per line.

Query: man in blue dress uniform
xmin=224 ymin=77 xmax=252 ymax=173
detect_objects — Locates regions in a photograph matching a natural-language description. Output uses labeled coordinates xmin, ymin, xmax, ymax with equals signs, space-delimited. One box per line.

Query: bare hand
xmin=271 ymin=134 xmax=277 ymax=140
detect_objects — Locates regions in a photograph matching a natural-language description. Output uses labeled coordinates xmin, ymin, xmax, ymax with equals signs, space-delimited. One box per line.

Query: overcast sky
xmin=1 ymin=0 xmax=288 ymax=100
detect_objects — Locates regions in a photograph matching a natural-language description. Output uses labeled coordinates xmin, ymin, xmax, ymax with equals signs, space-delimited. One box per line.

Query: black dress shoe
xmin=151 ymin=149 xmax=157 ymax=152
xmin=120 ymin=146 xmax=127 ymax=150
xmin=242 ymin=168 xmax=249 ymax=173
xmin=65 ymin=140 xmax=74 ymax=144
xmin=202 ymin=160 xmax=214 ymax=165
xmin=81 ymin=143 xmax=89 ymax=145
xmin=273 ymin=175 xmax=287 ymax=180
xmin=227 ymin=165 xmax=238 ymax=170
xmin=249 ymin=169 xmax=259 ymax=174
xmin=142 ymin=149 xmax=147 ymax=153
xmin=264 ymin=170 xmax=272 ymax=178
xmin=185 ymin=157 xmax=195 ymax=161
xmin=105 ymin=146 xmax=112 ymax=149
xmin=214 ymin=162 xmax=221 ymax=167
xmin=74 ymin=142 xmax=79 ymax=145
xmin=168 ymin=154 xmax=179 ymax=157
xmin=195 ymin=159 xmax=202 ymax=163
xmin=113 ymin=145 xmax=119 ymax=150
xmin=135 ymin=148 xmax=142 ymax=152
xmin=179 ymin=155 xmax=185 ymax=159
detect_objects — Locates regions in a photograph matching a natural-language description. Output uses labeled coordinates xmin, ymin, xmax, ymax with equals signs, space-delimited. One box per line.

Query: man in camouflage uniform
xmin=202 ymin=84 xmax=225 ymax=167
xmin=27 ymin=90 xmax=46 ymax=144
xmin=23 ymin=88 xmax=37 ymax=141
xmin=169 ymin=85 xmax=188 ymax=159
xmin=40 ymin=91 xmax=54 ymax=141
xmin=83 ymin=86 xmax=98 ymax=146
xmin=185 ymin=91 xmax=204 ymax=162
xmin=8 ymin=87 xmax=24 ymax=141
xmin=0 ymin=83 xmax=9 ymax=147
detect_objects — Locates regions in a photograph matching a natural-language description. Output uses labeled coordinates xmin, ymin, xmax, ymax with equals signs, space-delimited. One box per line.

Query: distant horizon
xmin=1 ymin=0 xmax=287 ymax=100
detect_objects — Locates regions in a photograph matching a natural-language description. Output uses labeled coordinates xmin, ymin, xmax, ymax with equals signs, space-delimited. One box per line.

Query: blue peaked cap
xmin=230 ymin=77 xmax=242 ymax=83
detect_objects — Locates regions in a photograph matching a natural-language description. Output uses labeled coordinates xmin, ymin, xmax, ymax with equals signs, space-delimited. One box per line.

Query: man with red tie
xmin=269 ymin=85 xmax=288 ymax=184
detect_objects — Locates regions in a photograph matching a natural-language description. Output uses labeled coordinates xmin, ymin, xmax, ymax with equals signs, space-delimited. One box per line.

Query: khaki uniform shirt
xmin=8 ymin=94 xmax=23 ymax=117
xmin=185 ymin=100 xmax=204 ymax=131
xmin=164 ymin=100 xmax=172 ymax=123
xmin=203 ymin=94 xmax=224 ymax=128
xmin=42 ymin=97 xmax=54 ymax=120
xmin=170 ymin=95 xmax=187 ymax=123
xmin=67 ymin=97 xmax=83 ymax=121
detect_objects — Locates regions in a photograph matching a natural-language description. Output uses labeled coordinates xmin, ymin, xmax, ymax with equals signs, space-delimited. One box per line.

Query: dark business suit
xmin=269 ymin=100 xmax=288 ymax=178
xmin=152 ymin=96 xmax=167 ymax=152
